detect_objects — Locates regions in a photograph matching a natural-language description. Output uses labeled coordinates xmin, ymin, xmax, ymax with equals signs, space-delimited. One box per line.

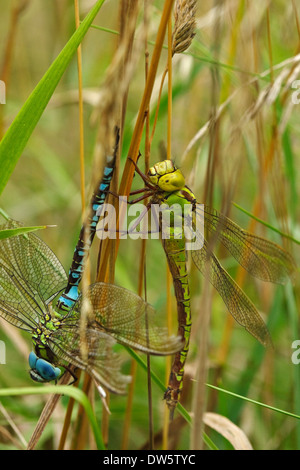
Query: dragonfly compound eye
xmin=28 ymin=353 xmax=61 ymax=382
xmin=28 ymin=351 xmax=38 ymax=369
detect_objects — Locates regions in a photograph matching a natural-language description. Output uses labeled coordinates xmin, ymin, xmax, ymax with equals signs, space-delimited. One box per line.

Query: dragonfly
xmin=0 ymin=131 xmax=182 ymax=400
xmin=128 ymin=159 xmax=296 ymax=414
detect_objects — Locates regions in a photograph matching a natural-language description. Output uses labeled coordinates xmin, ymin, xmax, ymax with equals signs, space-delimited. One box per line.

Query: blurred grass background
xmin=0 ymin=0 xmax=299 ymax=450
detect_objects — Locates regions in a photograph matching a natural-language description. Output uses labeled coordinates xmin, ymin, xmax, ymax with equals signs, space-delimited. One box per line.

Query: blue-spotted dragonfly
xmin=0 ymin=129 xmax=182 ymax=398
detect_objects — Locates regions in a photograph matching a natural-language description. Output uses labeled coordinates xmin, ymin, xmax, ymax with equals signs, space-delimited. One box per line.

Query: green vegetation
xmin=0 ymin=0 xmax=299 ymax=450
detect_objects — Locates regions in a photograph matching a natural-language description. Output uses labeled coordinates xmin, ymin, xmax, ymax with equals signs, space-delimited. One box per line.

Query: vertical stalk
xmin=59 ymin=1 xmax=90 ymax=450
xmin=0 ymin=1 xmax=29 ymax=138
xmin=163 ymin=13 xmax=174 ymax=449
xmin=119 ymin=0 xmax=175 ymax=197
xmin=143 ymin=1 xmax=154 ymax=448
xmin=74 ymin=0 xmax=86 ymax=216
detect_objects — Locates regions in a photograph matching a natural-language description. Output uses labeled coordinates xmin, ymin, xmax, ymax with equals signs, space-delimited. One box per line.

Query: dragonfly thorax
xmin=148 ymin=160 xmax=185 ymax=192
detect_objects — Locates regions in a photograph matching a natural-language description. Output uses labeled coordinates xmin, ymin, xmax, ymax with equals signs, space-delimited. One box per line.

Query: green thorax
xmin=162 ymin=186 xmax=196 ymax=208
xmin=32 ymin=310 xmax=62 ymax=361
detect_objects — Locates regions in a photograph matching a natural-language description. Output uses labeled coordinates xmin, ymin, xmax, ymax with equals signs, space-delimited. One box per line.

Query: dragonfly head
xmin=28 ymin=351 xmax=61 ymax=383
xmin=148 ymin=160 xmax=185 ymax=192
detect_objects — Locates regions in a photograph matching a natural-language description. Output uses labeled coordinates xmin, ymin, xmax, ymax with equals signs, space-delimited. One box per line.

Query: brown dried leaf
xmin=203 ymin=412 xmax=253 ymax=450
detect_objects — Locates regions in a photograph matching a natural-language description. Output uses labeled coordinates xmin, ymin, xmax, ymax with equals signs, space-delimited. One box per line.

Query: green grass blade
xmin=0 ymin=208 xmax=54 ymax=239
xmin=206 ymin=383 xmax=300 ymax=420
xmin=0 ymin=0 xmax=106 ymax=196
xmin=0 ymin=386 xmax=104 ymax=449
xmin=0 ymin=226 xmax=49 ymax=240
xmin=233 ymin=202 xmax=300 ymax=245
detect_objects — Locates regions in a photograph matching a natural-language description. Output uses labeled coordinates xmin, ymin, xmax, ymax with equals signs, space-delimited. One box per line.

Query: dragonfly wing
xmin=0 ymin=220 xmax=66 ymax=330
xmin=192 ymin=239 xmax=272 ymax=347
xmin=196 ymin=206 xmax=296 ymax=284
xmin=72 ymin=283 xmax=183 ymax=355
xmin=49 ymin=324 xmax=130 ymax=394
xmin=0 ymin=220 xmax=67 ymax=301
xmin=0 ymin=265 xmax=38 ymax=331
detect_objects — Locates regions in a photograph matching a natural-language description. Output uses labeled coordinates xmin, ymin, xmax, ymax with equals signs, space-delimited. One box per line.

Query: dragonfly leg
xmin=130 ymin=186 xmax=153 ymax=195
xmin=127 ymin=157 xmax=156 ymax=190
xmin=105 ymin=188 xmax=153 ymax=205
xmin=106 ymin=188 xmax=154 ymax=204
xmin=106 ymin=189 xmax=121 ymax=200
xmin=127 ymin=193 xmax=153 ymax=204
xmin=61 ymin=364 xmax=79 ymax=385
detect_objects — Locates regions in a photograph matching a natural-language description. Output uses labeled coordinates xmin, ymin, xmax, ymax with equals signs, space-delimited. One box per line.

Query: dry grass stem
xmin=182 ymin=52 xmax=300 ymax=161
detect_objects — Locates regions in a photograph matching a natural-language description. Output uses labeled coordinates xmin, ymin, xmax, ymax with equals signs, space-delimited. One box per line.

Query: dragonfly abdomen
xmin=57 ymin=132 xmax=119 ymax=313
xmin=162 ymin=236 xmax=191 ymax=412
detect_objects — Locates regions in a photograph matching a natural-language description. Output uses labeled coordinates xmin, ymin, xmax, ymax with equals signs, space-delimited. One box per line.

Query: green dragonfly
xmin=0 ymin=135 xmax=182 ymax=400
xmin=129 ymin=159 xmax=296 ymax=414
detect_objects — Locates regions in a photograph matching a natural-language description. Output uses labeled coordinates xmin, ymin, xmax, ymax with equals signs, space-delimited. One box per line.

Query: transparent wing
xmin=196 ymin=205 xmax=296 ymax=284
xmin=191 ymin=237 xmax=271 ymax=347
xmin=0 ymin=220 xmax=67 ymax=331
xmin=49 ymin=322 xmax=130 ymax=394
xmin=71 ymin=283 xmax=183 ymax=355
